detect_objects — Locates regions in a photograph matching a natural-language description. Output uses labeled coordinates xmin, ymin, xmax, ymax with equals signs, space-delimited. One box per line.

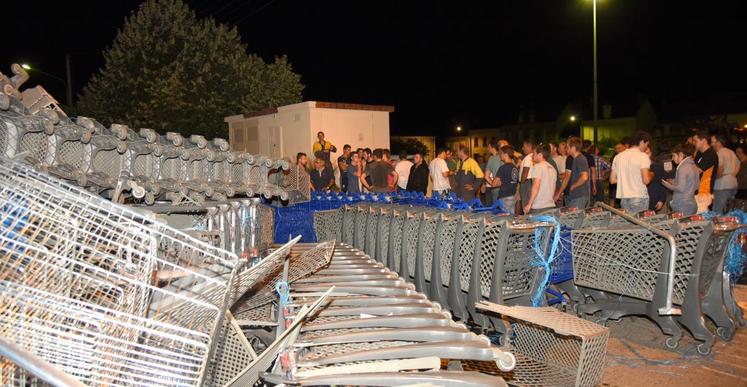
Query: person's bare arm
xmin=609 ymin=169 xmax=618 ymax=185
xmin=389 ymin=170 xmax=399 ymax=189
xmin=360 ymin=172 xmax=372 ymax=191
xmin=569 ymin=171 xmax=589 ymax=192
xmin=641 ymin=168 xmax=653 ymax=185
xmin=555 ymin=171 xmax=570 ymax=201
xmin=523 ymin=178 xmax=541 ymax=214
xmin=717 ymin=163 xmax=724 ymax=178
xmin=520 ymin=167 xmax=530 ymax=183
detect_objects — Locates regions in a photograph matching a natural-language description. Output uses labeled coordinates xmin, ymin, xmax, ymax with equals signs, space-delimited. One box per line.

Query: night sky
xmin=4 ymin=0 xmax=746 ymax=138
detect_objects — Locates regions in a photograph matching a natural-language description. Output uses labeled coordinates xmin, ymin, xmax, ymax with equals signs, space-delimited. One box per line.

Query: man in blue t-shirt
xmin=566 ymin=137 xmax=591 ymax=209
xmin=492 ymin=145 xmax=519 ymax=214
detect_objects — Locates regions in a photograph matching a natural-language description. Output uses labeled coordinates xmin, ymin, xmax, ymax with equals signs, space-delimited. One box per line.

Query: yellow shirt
xmin=459 ymin=157 xmax=484 ymax=179
xmin=313 ymin=141 xmax=335 ymax=155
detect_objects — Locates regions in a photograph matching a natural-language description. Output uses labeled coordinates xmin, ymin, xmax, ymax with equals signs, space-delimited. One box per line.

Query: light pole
xmin=592 ymin=0 xmax=599 ymax=144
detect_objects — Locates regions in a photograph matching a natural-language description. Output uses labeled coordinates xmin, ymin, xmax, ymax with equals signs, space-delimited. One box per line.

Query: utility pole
xmin=65 ymin=54 xmax=73 ymax=107
xmin=592 ymin=0 xmax=598 ymax=144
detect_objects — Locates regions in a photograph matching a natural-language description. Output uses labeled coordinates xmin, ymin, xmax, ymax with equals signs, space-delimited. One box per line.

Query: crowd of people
xmin=299 ymin=130 xmax=747 ymax=216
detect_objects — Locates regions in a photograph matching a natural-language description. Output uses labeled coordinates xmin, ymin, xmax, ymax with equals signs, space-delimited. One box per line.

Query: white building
xmin=224 ymin=101 xmax=393 ymax=162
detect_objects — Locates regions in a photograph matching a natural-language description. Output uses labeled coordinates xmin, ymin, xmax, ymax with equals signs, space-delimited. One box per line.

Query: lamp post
xmin=592 ymin=0 xmax=599 ymax=144
xmin=21 ymin=56 xmax=73 ymax=106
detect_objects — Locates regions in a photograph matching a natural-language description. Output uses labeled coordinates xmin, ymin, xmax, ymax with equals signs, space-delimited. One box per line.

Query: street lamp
xmin=570 ymin=115 xmax=577 ymax=122
xmin=20 ymin=59 xmax=73 ymax=107
xmin=456 ymin=125 xmax=462 ymax=132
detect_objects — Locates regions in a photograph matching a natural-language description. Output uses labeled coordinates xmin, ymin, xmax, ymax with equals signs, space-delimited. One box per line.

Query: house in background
xmin=390 ymin=135 xmax=437 ymax=161
xmin=225 ymin=101 xmax=393 ymax=161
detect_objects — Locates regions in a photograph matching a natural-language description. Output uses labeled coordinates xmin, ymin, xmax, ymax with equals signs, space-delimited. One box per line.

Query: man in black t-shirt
xmin=310 ymin=158 xmax=334 ymax=191
xmin=337 ymin=144 xmax=352 ymax=192
xmin=361 ymin=149 xmax=398 ymax=193
xmin=693 ymin=130 xmax=718 ymax=196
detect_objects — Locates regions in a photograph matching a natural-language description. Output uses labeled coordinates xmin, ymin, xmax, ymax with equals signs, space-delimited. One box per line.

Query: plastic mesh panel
xmin=342 ymin=206 xmax=356 ymax=244
xmin=57 ymin=141 xmax=84 ymax=170
xmin=580 ymin=210 xmax=610 ymax=229
xmin=403 ymin=213 xmax=421 ymax=278
xmin=376 ymin=210 xmax=391 ymax=265
xmin=92 ymin=150 xmax=121 ymax=177
xmin=438 ymin=217 xmax=459 ymax=287
xmin=132 ymin=154 xmax=150 ymax=177
xmin=420 ymin=215 xmax=439 ymax=282
xmin=230 ymin=164 xmax=244 ymax=183
xmin=161 ymin=157 xmax=180 ymax=179
xmin=457 ymin=219 xmax=481 ymax=292
xmin=209 ymin=318 xmax=254 ymax=386
xmin=478 ymin=303 xmax=609 ymax=387
xmin=313 ymin=208 xmax=342 ymax=242
xmin=354 ymin=206 xmax=368 ymax=250
xmin=501 ymin=229 xmax=546 ymax=300
xmin=259 ymin=205 xmax=275 ymax=248
xmin=670 ymin=222 xmax=708 ymax=305
xmin=478 ymin=220 xmax=505 ymax=297
xmin=389 ymin=211 xmax=405 ymax=272
xmin=573 ymin=227 xmax=667 ymax=301
xmin=365 ymin=207 xmax=379 ymax=257
xmin=19 ymin=132 xmax=48 ymax=164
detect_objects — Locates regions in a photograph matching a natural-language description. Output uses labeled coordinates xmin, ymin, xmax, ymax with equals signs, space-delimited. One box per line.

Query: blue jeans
xmin=713 ymin=189 xmax=737 ymax=214
xmin=621 ymin=197 xmax=648 ymax=214
xmin=567 ymin=196 xmax=589 ymax=210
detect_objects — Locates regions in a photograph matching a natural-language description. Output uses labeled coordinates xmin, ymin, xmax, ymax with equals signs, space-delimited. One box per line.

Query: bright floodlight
xmin=456 ymin=126 xmax=462 ymax=132
xmin=21 ymin=64 xmax=31 ymax=70
xmin=570 ymin=115 xmax=577 ymax=122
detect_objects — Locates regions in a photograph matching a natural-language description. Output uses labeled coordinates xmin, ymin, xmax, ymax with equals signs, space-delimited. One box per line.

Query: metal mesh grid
xmin=419 ymin=214 xmax=439 ymax=282
xmin=573 ymin=226 xmax=667 ymax=301
xmin=0 ymin=157 xmax=238 ymax=386
xmin=376 ymin=209 xmax=391 ymax=265
xmin=56 ymin=140 xmax=84 ymax=170
xmin=92 ymin=149 xmax=121 ymax=177
xmin=437 ymin=216 xmax=459 ymax=287
xmin=388 ymin=210 xmax=406 ymax=272
xmin=19 ymin=132 xmax=48 ymax=164
xmin=457 ymin=218 xmax=481 ymax=292
xmin=477 ymin=303 xmax=609 ymax=387
xmin=500 ymin=227 xmax=548 ymax=300
xmin=313 ymin=208 xmax=342 ymax=242
xmin=365 ymin=206 xmax=379 ymax=257
xmin=580 ymin=210 xmax=610 ymax=229
xmin=403 ymin=211 xmax=421 ymax=278
xmin=258 ymin=204 xmax=274 ymax=249
xmin=478 ymin=220 xmax=506 ymax=297
xmin=206 ymin=315 xmax=255 ymax=386
xmin=340 ymin=205 xmax=355 ymax=244
xmin=354 ymin=205 xmax=368 ymax=251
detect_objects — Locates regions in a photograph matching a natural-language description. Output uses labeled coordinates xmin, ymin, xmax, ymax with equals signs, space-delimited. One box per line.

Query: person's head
xmin=317 ymin=131 xmax=325 ymax=141
xmin=314 ymin=157 xmax=325 ymax=169
xmin=582 ymin=140 xmax=593 ymax=152
xmin=382 ymin=149 xmax=391 ymax=162
xmin=413 ymin=152 xmax=424 ymax=165
xmin=296 ymin=152 xmax=308 ymax=166
xmin=399 ymin=150 xmax=408 ymax=161
xmin=500 ymin=145 xmax=514 ymax=163
xmin=589 ymin=145 xmax=600 ymax=156
xmin=737 ymin=145 xmax=747 ymax=162
xmin=558 ymin=141 xmax=568 ymax=156
xmin=488 ymin=140 xmax=500 ymax=155
xmin=693 ymin=130 xmax=710 ymax=152
xmin=350 ymin=152 xmax=360 ymax=165
xmin=533 ymin=144 xmax=550 ymax=163
xmin=522 ymin=139 xmax=535 ymax=156
xmin=548 ymin=141 xmax=559 ymax=156
xmin=710 ymin=134 xmax=728 ymax=150
xmin=457 ymin=146 xmax=469 ymax=161
xmin=498 ymin=139 xmax=510 ymax=149
xmin=630 ymin=131 xmax=651 ymax=152
xmin=671 ymin=143 xmax=695 ymax=164
xmin=687 ymin=133 xmax=697 ymax=146
xmin=372 ymin=148 xmax=384 ymax=161
xmin=436 ymin=146 xmax=449 ymax=160
xmin=619 ymin=137 xmax=631 ymax=151
xmin=342 ymin=144 xmax=351 ymax=156
xmin=567 ymin=137 xmax=583 ymax=157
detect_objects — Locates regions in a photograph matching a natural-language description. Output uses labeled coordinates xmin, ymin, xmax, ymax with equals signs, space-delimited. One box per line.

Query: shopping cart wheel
xmin=664 ymin=336 xmax=679 ymax=349
xmin=716 ymin=326 xmax=734 ymax=341
xmin=696 ymin=343 xmax=712 ymax=356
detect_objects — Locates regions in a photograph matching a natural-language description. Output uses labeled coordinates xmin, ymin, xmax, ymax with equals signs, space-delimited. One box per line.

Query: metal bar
xmin=0 ymin=336 xmax=87 ymax=387
xmin=595 ymin=202 xmax=681 ymax=315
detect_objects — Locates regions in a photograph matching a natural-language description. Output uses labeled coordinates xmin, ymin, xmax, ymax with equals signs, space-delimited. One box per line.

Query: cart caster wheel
xmin=716 ymin=326 xmax=734 ymax=341
xmin=665 ymin=336 xmax=679 ymax=349
xmin=697 ymin=343 xmax=712 ymax=356
xmin=496 ymin=352 xmax=516 ymax=372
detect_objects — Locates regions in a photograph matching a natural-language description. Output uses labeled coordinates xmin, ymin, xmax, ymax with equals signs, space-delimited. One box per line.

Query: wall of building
xmin=309 ymin=108 xmax=390 ymax=158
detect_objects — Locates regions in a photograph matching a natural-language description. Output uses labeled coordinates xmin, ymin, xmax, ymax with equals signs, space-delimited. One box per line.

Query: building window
xmin=473 ymin=137 xmax=478 ymax=147
xmin=483 ymin=137 xmax=488 ymax=147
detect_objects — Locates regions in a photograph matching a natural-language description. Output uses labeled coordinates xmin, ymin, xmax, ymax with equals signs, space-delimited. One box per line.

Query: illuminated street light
xmin=456 ymin=125 xmax=462 ymax=132
xmin=21 ymin=64 xmax=31 ymax=70
xmin=570 ymin=115 xmax=577 ymax=122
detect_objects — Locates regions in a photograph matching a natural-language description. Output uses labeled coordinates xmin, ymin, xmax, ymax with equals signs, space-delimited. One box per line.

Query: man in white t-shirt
xmin=429 ymin=147 xmax=452 ymax=195
xmin=519 ymin=139 xmax=535 ymax=212
xmin=523 ymin=144 xmax=557 ymax=214
xmin=395 ymin=150 xmax=414 ymax=191
xmin=711 ymin=134 xmax=740 ymax=214
xmin=610 ymin=131 xmax=653 ymax=214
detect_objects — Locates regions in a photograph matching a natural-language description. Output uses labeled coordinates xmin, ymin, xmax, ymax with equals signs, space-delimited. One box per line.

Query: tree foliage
xmin=391 ymin=137 xmax=429 ymax=157
xmin=76 ymin=0 xmax=303 ymax=139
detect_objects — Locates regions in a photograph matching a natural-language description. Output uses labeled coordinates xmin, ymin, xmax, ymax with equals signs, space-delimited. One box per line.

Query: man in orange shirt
xmin=693 ymin=130 xmax=718 ymax=211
